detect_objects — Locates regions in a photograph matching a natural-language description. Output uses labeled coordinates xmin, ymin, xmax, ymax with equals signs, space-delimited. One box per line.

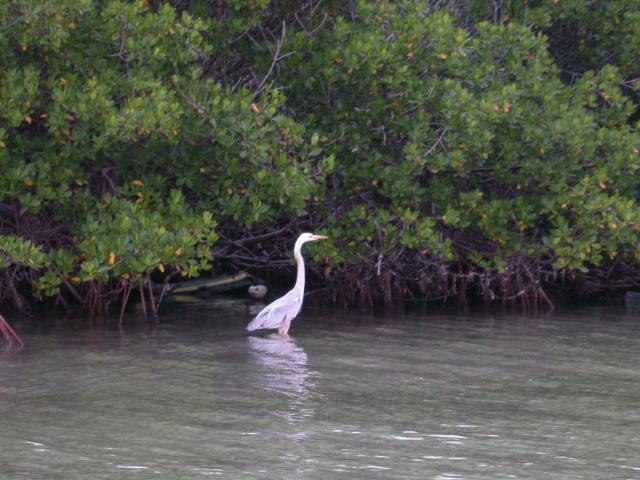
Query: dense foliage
xmin=0 ymin=0 xmax=639 ymax=315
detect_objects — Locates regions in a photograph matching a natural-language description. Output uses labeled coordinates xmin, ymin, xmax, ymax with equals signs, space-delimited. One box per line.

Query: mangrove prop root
xmin=0 ymin=314 xmax=23 ymax=348
xmin=139 ymin=282 xmax=148 ymax=321
xmin=313 ymin=250 xmax=561 ymax=314
xmin=119 ymin=282 xmax=133 ymax=325
xmin=146 ymin=274 xmax=158 ymax=322
xmin=1 ymin=221 xmax=638 ymax=317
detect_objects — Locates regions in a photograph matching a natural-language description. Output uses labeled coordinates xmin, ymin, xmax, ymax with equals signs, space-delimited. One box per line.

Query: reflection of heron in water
xmin=248 ymin=335 xmax=317 ymax=427
xmin=248 ymin=335 xmax=315 ymax=400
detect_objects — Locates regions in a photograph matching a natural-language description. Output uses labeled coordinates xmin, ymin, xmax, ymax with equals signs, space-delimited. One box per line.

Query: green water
xmin=1 ymin=301 xmax=640 ymax=479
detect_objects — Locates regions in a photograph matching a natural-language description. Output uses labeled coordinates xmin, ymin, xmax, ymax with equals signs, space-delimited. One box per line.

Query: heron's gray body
xmin=246 ymin=288 xmax=303 ymax=334
xmin=246 ymin=233 xmax=326 ymax=335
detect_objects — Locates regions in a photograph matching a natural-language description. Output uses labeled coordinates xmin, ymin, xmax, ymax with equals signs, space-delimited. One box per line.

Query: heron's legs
xmin=278 ymin=320 xmax=291 ymax=336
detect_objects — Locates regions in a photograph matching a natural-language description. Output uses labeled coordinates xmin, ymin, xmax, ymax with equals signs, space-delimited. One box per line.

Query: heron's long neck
xmin=293 ymin=242 xmax=305 ymax=295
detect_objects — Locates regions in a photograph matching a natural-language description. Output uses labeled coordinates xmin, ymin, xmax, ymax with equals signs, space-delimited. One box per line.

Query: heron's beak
xmin=312 ymin=234 xmax=328 ymax=241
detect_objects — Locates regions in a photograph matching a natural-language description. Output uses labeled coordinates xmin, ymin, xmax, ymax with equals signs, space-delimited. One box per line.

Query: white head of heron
xmin=296 ymin=232 xmax=329 ymax=244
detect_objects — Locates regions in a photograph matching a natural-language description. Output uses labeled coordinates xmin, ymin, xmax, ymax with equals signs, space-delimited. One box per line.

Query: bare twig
xmin=256 ymin=21 xmax=296 ymax=94
xmin=295 ymin=12 xmax=328 ymax=37
xmin=0 ymin=15 xmax=24 ymax=31
xmin=425 ymin=127 xmax=447 ymax=156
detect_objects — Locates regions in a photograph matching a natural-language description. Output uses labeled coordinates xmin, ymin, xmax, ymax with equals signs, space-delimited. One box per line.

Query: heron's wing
xmin=246 ymin=292 xmax=301 ymax=331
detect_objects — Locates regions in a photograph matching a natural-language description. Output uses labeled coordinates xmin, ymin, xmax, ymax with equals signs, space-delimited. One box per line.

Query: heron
xmin=246 ymin=232 xmax=328 ymax=335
